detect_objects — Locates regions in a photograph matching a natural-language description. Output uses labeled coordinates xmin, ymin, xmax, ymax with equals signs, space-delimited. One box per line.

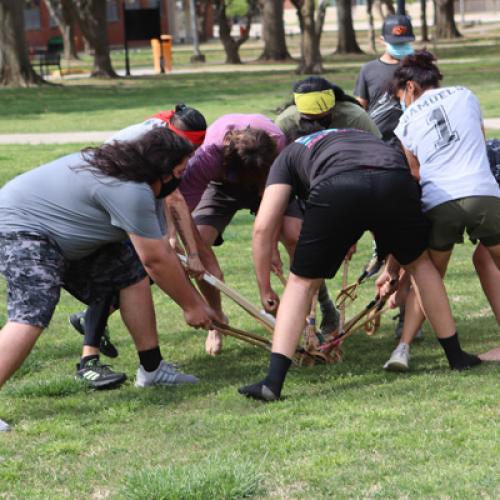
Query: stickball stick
xmin=177 ymin=253 xmax=275 ymax=333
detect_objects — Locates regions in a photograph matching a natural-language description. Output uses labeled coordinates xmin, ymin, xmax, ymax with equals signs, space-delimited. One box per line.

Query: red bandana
xmin=153 ymin=110 xmax=206 ymax=146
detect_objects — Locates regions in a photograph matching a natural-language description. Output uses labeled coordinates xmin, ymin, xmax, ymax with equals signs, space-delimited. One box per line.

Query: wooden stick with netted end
xmin=177 ymin=253 xmax=275 ymax=333
xmin=320 ymin=279 xmax=398 ymax=354
xmin=336 ymin=254 xmax=384 ymax=308
xmin=213 ymin=320 xmax=316 ymax=366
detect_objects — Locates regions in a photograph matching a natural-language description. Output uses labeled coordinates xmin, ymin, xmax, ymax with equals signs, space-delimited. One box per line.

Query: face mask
xmin=156 ymin=176 xmax=181 ymax=199
xmin=315 ymin=115 xmax=332 ymax=129
xmin=386 ymin=42 xmax=414 ymax=60
xmin=400 ymin=89 xmax=407 ymax=112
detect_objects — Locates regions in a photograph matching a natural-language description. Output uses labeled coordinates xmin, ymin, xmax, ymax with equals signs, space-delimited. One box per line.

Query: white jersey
xmin=394 ymin=86 xmax=500 ymax=211
xmin=106 ymin=117 xmax=165 ymax=143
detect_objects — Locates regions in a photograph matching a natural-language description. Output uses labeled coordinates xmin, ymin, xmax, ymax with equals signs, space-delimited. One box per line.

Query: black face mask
xmin=315 ymin=115 xmax=332 ymax=129
xmin=156 ymin=176 xmax=181 ymax=199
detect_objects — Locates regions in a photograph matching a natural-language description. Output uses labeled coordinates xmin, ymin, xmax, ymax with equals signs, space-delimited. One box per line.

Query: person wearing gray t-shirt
xmin=0 ymin=128 xmax=217 ymax=429
xmin=354 ymin=14 xmax=415 ymax=143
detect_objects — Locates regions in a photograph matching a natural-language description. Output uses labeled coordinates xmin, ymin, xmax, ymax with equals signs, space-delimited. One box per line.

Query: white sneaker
xmin=0 ymin=418 xmax=11 ymax=432
xmin=135 ymin=360 xmax=199 ymax=387
xmin=383 ymin=343 xmax=410 ymax=372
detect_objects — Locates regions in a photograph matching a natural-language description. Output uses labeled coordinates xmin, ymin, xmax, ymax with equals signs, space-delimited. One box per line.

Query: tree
xmin=366 ymin=0 xmax=377 ymax=53
xmin=213 ymin=0 xmax=256 ymax=64
xmin=0 ymin=0 xmax=44 ymax=86
xmin=290 ymin=0 xmax=328 ymax=74
xmin=258 ymin=0 xmax=290 ymax=61
xmin=71 ymin=0 xmax=117 ymax=77
xmin=43 ymin=0 xmax=79 ymax=61
xmin=420 ymin=0 xmax=429 ymax=42
xmin=374 ymin=0 xmax=395 ymax=18
xmin=336 ymin=0 xmax=362 ymax=54
xmin=434 ymin=0 xmax=461 ymax=39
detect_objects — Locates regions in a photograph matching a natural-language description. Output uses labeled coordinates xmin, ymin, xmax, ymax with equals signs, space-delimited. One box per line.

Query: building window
xmin=107 ymin=0 xmax=119 ymax=22
xmin=24 ymin=0 xmax=41 ymax=31
xmin=124 ymin=0 xmax=141 ymax=9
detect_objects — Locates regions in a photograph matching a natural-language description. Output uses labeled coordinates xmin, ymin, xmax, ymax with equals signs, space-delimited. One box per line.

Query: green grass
xmin=1 ymin=27 xmax=500 ymax=135
xmin=0 ymin=144 xmax=499 ymax=498
xmin=1 ymin=34 xmax=500 ymax=498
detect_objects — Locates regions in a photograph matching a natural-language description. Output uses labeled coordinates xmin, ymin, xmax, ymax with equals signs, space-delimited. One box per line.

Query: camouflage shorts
xmin=0 ymin=232 xmax=146 ymax=328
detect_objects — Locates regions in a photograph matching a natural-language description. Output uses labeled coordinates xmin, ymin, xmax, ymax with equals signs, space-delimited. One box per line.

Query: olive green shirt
xmin=275 ymin=101 xmax=382 ymax=142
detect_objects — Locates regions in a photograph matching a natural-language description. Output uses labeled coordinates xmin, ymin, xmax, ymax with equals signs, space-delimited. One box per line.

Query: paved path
xmin=1 ymin=119 xmax=500 ymax=145
xmin=0 ymin=131 xmax=115 ymax=145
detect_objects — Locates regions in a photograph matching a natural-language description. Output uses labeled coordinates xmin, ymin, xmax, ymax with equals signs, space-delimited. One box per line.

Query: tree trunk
xmin=215 ymin=0 xmax=254 ymax=64
xmin=336 ymin=0 xmax=363 ymax=54
xmin=291 ymin=0 xmax=326 ymax=74
xmin=43 ymin=0 xmax=79 ymax=61
xmin=420 ymin=0 xmax=429 ymax=41
xmin=258 ymin=0 xmax=291 ymax=61
xmin=367 ymin=0 xmax=377 ymax=53
xmin=374 ymin=0 xmax=395 ymax=18
xmin=435 ymin=0 xmax=461 ymax=38
xmin=72 ymin=0 xmax=117 ymax=77
xmin=0 ymin=0 xmax=45 ymax=86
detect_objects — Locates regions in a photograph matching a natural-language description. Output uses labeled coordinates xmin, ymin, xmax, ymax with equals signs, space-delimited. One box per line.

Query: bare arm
xmin=356 ymin=96 xmax=369 ymax=110
xmin=165 ymin=189 xmax=205 ymax=278
xmin=128 ymin=232 xmax=213 ymax=329
xmin=403 ymin=146 xmax=421 ymax=181
xmin=253 ymin=184 xmax=292 ymax=311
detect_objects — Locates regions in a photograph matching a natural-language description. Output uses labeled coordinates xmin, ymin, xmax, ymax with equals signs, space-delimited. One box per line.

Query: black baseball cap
xmin=382 ymin=15 xmax=415 ymax=44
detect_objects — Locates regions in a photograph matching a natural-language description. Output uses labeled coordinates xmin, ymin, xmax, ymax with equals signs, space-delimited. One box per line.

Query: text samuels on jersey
xmin=400 ymin=86 xmax=466 ymax=125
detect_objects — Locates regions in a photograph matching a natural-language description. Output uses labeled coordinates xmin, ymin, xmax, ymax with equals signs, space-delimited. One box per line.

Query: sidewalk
xmin=1 ymin=119 xmax=500 ymax=145
xmin=0 ymin=131 xmax=114 ymax=145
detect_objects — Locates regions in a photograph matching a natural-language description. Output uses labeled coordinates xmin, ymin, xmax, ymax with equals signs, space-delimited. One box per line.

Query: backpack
xmin=486 ymin=139 xmax=500 ymax=185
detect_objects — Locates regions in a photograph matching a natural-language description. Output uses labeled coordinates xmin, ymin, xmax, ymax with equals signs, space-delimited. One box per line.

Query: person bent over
xmin=0 ymin=128 xmax=216 ymax=428
xmin=239 ymin=128 xmax=481 ymax=402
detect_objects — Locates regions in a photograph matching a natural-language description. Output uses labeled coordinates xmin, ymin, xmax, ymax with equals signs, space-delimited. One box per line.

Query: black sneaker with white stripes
xmin=75 ymin=358 xmax=126 ymax=390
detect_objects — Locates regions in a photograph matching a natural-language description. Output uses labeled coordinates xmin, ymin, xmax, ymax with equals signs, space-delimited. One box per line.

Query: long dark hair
xmin=81 ymin=127 xmax=193 ymax=183
xmin=170 ymin=103 xmax=207 ymax=131
xmin=390 ymin=50 xmax=443 ymax=96
xmin=223 ymin=127 xmax=278 ymax=190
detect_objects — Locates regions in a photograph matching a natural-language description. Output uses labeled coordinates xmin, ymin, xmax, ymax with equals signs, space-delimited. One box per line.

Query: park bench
xmin=31 ymin=49 xmax=62 ymax=78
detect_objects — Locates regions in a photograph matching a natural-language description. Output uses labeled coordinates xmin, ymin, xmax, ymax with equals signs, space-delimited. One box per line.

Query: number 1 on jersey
xmin=427 ymin=106 xmax=459 ymax=151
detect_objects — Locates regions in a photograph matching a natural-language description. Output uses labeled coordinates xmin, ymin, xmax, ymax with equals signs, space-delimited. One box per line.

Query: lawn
xmin=1 ymin=33 xmax=500 ymax=498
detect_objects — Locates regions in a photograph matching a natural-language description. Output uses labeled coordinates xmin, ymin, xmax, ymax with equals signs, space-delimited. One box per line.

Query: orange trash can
xmin=150 ymin=38 xmax=162 ymax=74
xmin=160 ymin=35 xmax=173 ymax=73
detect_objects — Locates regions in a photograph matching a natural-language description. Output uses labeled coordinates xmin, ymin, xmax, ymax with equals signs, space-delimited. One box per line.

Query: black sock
xmin=438 ymin=332 xmax=481 ymax=370
xmin=80 ymin=354 xmax=99 ymax=369
xmin=318 ymin=282 xmax=335 ymax=314
xmin=238 ymin=353 xmax=292 ymax=401
xmin=138 ymin=347 xmax=163 ymax=372
xmin=263 ymin=352 xmax=292 ymax=397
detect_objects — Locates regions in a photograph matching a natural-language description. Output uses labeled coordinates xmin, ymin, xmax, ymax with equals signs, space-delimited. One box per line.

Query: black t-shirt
xmin=266 ymin=129 xmax=407 ymax=199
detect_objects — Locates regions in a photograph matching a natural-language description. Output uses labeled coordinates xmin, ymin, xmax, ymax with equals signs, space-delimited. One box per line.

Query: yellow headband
xmin=294 ymin=89 xmax=335 ymax=115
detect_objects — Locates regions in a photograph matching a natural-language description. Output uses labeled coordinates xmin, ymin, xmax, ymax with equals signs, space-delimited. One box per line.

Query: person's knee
xmin=197 ymin=225 xmax=220 ymax=247
xmin=280 ymin=218 xmax=301 ymax=256
xmin=472 ymin=245 xmax=487 ymax=273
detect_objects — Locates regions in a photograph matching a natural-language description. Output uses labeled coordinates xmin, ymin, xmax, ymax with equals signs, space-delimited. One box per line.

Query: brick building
xmin=24 ymin=0 xmax=213 ymax=52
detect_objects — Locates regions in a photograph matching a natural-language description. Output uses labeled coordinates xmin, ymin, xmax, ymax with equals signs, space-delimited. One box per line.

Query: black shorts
xmin=193 ymin=181 xmax=303 ymax=246
xmin=291 ymin=169 xmax=430 ymax=279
